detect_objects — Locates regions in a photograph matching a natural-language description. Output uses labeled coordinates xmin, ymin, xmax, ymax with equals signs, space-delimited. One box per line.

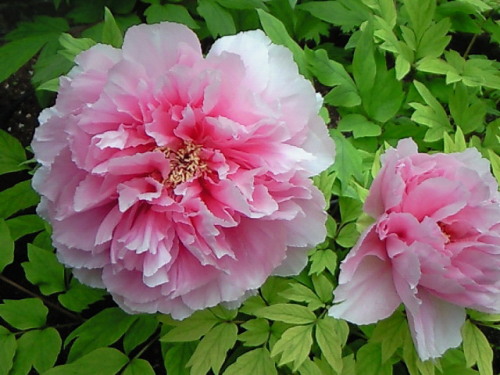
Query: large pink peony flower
xmin=329 ymin=138 xmax=500 ymax=360
xmin=31 ymin=22 xmax=335 ymax=319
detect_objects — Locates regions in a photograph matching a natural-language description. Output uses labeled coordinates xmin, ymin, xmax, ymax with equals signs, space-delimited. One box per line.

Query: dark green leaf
xmin=329 ymin=130 xmax=363 ymax=196
xmin=0 ymin=130 xmax=27 ymax=175
xmin=338 ymin=114 xmax=381 ymax=138
xmin=144 ymin=4 xmax=199 ymax=29
xmin=123 ymin=315 xmax=159 ymax=354
xmin=0 ymin=327 xmax=16 ymax=375
xmin=0 ymin=180 xmax=39 ymax=220
xmin=6 ymin=214 xmax=45 ymax=241
xmin=66 ymin=308 xmax=137 ymax=362
xmin=22 ymin=244 xmax=65 ymax=295
xmin=355 ymin=343 xmax=393 ymax=375
xmin=58 ymin=277 xmax=106 ymax=313
xmin=371 ymin=312 xmax=408 ymax=362
xmin=44 ymin=347 xmax=128 ymax=375
xmin=298 ymin=1 xmax=371 ymax=32
xmin=0 ymin=219 xmax=14 ymax=273
xmin=0 ymin=299 xmax=47 ymax=330
xmin=163 ymin=342 xmax=195 ymax=375
xmin=31 ymin=328 xmax=62 ymax=373
xmin=122 ymin=359 xmax=155 ymax=375
xmin=198 ymin=0 xmax=236 ymax=37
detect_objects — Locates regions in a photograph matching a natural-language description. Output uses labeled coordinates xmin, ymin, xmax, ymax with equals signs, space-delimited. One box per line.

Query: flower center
xmin=437 ymin=221 xmax=452 ymax=244
xmin=158 ymin=142 xmax=208 ymax=188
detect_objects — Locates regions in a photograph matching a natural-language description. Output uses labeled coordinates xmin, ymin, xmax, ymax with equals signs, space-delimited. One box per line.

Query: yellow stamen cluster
xmin=158 ymin=142 xmax=208 ymax=187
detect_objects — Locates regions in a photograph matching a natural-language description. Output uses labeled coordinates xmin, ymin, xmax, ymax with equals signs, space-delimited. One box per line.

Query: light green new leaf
xmin=298 ymin=359 xmax=323 ymax=375
xmin=58 ymin=277 xmax=106 ymax=312
xmin=122 ymin=359 xmax=155 ymax=375
xmin=356 ymin=343 xmax=393 ymax=375
xmin=338 ymin=114 xmax=381 ymax=138
xmin=0 ymin=180 xmax=39 ymax=220
xmin=22 ymin=244 xmax=66 ymax=295
xmin=0 ymin=130 xmax=27 ymax=175
xmin=280 ymin=282 xmax=323 ymax=310
xmin=311 ymin=274 xmax=333 ymax=303
xmin=336 ymin=222 xmax=359 ymax=248
xmin=58 ymin=33 xmax=96 ymax=61
xmin=403 ymin=0 xmax=435 ymax=41
xmin=416 ymin=18 xmax=451 ymax=59
xmin=6 ymin=214 xmax=45 ymax=241
xmin=44 ymin=347 xmax=128 ymax=375
xmin=123 ymin=315 xmax=159 ymax=354
xmin=161 ymin=309 xmax=219 ymax=342
xmin=261 ymin=277 xmax=290 ymax=304
xmin=0 ymin=219 xmax=14 ymax=273
xmin=66 ymin=307 xmax=138 ymax=362
xmin=257 ymin=9 xmax=308 ymax=77
xmin=462 ymin=320 xmax=493 ymax=375
xmin=410 ymin=81 xmax=452 ymax=142
xmin=198 ymin=0 xmax=236 ymax=37
xmin=239 ymin=295 xmax=267 ymax=315
xmin=256 ymin=304 xmax=317 ymax=325
xmin=224 ymin=348 xmax=277 ymax=375
xmin=0 ymin=327 xmax=16 ymax=375
xmin=144 ymin=4 xmax=199 ymax=29
xmin=271 ymin=324 xmax=314 ymax=371
xmin=187 ymin=322 xmax=238 ymax=375
xmin=0 ymin=299 xmax=47 ymax=330
xmin=339 ymin=196 xmax=364 ymax=223
xmin=102 ymin=7 xmax=123 ymax=48
xmin=371 ymin=312 xmax=408 ymax=362
xmin=164 ymin=342 xmax=196 ymax=375
xmin=487 ymin=149 xmax=500 ymax=185
xmin=316 ymin=317 xmax=343 ymax=374
xmin=309 ymin=249 xmax=338 ymax=276
xmin=239 ymin=319 xmax=270 ymax=347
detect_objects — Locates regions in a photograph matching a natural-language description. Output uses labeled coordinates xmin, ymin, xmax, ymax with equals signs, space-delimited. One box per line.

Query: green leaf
xmin=279 ymin=282 xmax=324 ymax=310
xmin=66 ymin=307 xmax=137 ymax=362
xmin=298 ymin=359 xmax=323 ymax=375
xmin=0 ymin=327 xmax=16 ymax=375
xmin=102 ymin=7 xmax=123 ymax=48
xmin=0 ymin=180 xmax=39 ymax=220
xmin=355 ymin=343 xmax=393 ymax=375
xmin=123 ymin=315 xmax=159 ymax=354
xmin=339 ymin=196 xmax=364 ymax=223
xmin=309 ymin=249 xmax=338 ymax=276
xmin=198 ymin=0 xmax=236 ymax=37
xmin=44 ymin=347 xmax=128 ymax=375
xmin=353 ymin=21 xmax=376 ymax=96
xmin=298 ymin=1 xmax=371 ymax=32
xmin=410 ymin=81 xmax=452 ymax=142
xmin=271 ymin=324 xmax=314 ymax=371
xmin=14 ymin=328 xmax=62 ymax=374
xmin=144 ymin=4 xmax=199 ymax=29
xmin=261 ymin=277 xmax=290 ymax=304
xmin=338 ymin=114 xmax=382 ymax=138
xmin=210 ymin=305 xmax=238 ymax=321
xmin=257 ymin=9 xmax=308 ymax=77
xmin=0 ymin=37 xmax=49 ymax=83
xmin=416 ymin=18 xmax=451 ymax=59
xmin=0 ymin=130 xmax=27 ymax=175
xmin=122 ymin=359 xmax=155 ymax=375
xmin=256 ymin=304 xmax=317 ymax=325
xmin=22 ymin=244 xmax=66 ymax=295
xmin=336 ymin=222 xmax=359 ymax=248
xmin=187 ymin=322 xmax=238 ymax=375
xmin=239 ymin=319 xmax=270 ymax=347
xmin=239 ymin=295 xmax=267 ymax=315
xmin=6 ymin=214 xmax=45 ymax=241
xmin=0 ymin=299 xmax=47 ymax=330
xmin=315 ymin=317 xmax=343 ymax=374
xmin=448 ymin=84 xmax=486 ymax=134
xmin=37 ymin=78 xmax=60 ymax=92
xmin=371 ymin=311 xmax=408 ymax=362
xmin=161 ymin=309 xmax=219 ymax=342
xmin=311 ymin=274 xmax=334 ymax=303
xmin=164 ymin=342 xmax=195 ymax=375
xmin=461 ymin=320 xmax=493 ymax=375
xmin=0 ymin=219 xmax=14 ymax=273
xmin=224 ymin=348 xmax=277 ymax=375
xmin=58 ymin=33 xmax=96 ymax=60
xmin=58 ymin=277 xmax=106 ymax=313
xmin=329 ymin=130 xmax=364 ymax=196
xmin=487 ymin=149 xmax=500 ymax=185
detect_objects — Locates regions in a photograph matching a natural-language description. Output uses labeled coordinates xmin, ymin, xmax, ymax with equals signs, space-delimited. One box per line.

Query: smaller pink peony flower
xmin=32 ymin=22 xmax=335 ymax=319
xmin=329 ymin=138 xmax=500 ymax=360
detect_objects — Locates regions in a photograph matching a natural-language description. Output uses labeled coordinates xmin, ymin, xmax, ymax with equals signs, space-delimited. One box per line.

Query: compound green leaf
xmin=356 ymin=343 xmax=392 ymax=375
xmin=462 ymin=320 xmax=493 ymax=375
xmin=144 ymin=4 xmax=199 ymax=29
xmin=224 ymin=348 xmax=277 ymax=375
xmin=256 ymin=304 xmax=316 ymax=325
xmin=271 ymin=324 xmax=314 ymax=371
xmin=6 ymin=214 xmax=45 ymax=241
xmin=161 ymin=309 xmax=219 ymax=342
xmin=309 ymin=249 xmax=338 ymax=276
xmin=0 ymin=327 xmax=16 ymax=375
xmin=280 ymin=282 xmax=324 ymax=310
xmin=371 ymin=311 xmax=408 ymax=362
xmin=0 ymin=180 xmax=39 ymax=220
xmin=164 ymin=342 xmax=196 ymax=375
xmin=198 ymin=0 xmax=236 ymax=37
xmin=338 ymin=114 xmax=381 ymax=138
xmin=239 ymin=319 xmax=271 ymax=347
xmin=0 ymin=219 xmax=14 ymax=273
xmin=0 ymin=130 xmax=27 ymax=175
xmin=57 ymin=277 xmax=106 ymax=313
xmin=315 ymin=317 xmax=343 ymax=374
xmin=122 ymin=315 xmax=159 ymax=354
xmin=187 ymin=322 xmax=238 ymax=375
